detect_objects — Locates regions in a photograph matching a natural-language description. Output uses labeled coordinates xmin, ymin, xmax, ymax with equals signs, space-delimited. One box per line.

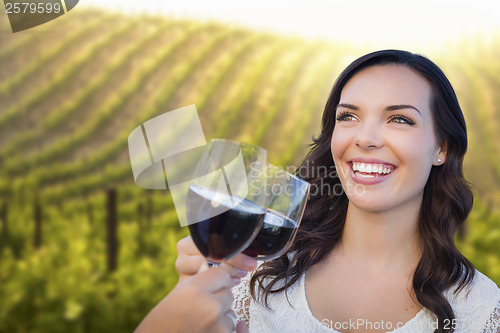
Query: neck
xmin=338 ymin=199 xmax=422 ymax=275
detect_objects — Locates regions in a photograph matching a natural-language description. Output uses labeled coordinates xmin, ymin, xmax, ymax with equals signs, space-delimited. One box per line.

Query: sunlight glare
xmin=81 ymin=0 xmax=500 ymax=48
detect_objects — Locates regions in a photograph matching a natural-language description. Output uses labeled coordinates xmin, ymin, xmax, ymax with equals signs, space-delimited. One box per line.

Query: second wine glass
xmin=243 ymin=164 xmax=310 ymax=261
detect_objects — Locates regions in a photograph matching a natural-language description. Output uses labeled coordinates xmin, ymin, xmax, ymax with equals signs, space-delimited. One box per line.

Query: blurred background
xmin=0 ymin=0 xmax=499 ymax=331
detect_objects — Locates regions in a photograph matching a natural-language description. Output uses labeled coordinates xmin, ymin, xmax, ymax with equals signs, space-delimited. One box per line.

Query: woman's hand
xmin=135 ymin=265 xmax=246 ymax=333
xmin=134 ymin=236 xmax=257 ymax=333
xmin=175 ymin=235 xmax=257 ymax=283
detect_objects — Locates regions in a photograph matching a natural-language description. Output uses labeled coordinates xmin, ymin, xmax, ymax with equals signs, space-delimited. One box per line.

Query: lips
xmin=346 ymin=159 xmax=397 ymax=184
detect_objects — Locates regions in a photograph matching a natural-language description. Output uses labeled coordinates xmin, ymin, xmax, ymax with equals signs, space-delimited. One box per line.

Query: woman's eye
xmin=336 ymin=112 xmax=356 ymax=122
xmin=388 ymin=115 xmax=415 ymax=125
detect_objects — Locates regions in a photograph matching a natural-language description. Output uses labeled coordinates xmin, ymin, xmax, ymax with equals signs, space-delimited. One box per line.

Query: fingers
xmin=221 ymin=253 xmax=257 ymax=278
xmin=176 ymin=252 xmax=206 ymax=276
xmin=208 ymin=310 xmax=237 ymax=333
xmin=222 ymin=310 xmax=238 ymax=332
xmin=176 ymin=235 xmax=201 ymax=256
xmin=166 ymin=268 xmax=236 ymax=333
xmin=197 ymin=261 xmax=209 ymax=273
xmin=226 ymin=253 xmax=257 ymax=271
xmin=212 ymin=289 xmax=235 ymax=317
xmin=175 ymin=236 xmax=258 ymax=284
xmin=192 ymin=265 xmax=241 ymax=293
xmin=236 ymin=321 xmax=249 ymax=333
xmin=138 ymin=247 xmax=246 ymax=333
xmin=175 ymin=236 xmax=205 ymax=282
xmin=192 ymin=270 xmax=236 ymax=332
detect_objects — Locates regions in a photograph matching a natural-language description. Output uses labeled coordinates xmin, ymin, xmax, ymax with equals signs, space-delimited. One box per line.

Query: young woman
xmin=136 ymin=50 xmax=500 ymax=333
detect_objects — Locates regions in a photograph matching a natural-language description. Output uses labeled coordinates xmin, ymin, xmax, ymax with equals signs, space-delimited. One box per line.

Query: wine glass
xmin=243 ymin=164 xmax=310 ymax=261
xmin=186 ymin=139 xmax=268 ymax=267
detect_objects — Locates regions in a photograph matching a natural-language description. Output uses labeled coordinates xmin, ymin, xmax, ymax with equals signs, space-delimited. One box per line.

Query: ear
xmin=434 ymin=141 xmax=447 ymax=166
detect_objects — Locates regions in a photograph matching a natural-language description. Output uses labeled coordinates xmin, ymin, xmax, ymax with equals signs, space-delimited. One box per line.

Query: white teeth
xmin=352 ymin=162 xmax=394 ymax=175
xmin=357 ymin=173 xmax=375 ymax=179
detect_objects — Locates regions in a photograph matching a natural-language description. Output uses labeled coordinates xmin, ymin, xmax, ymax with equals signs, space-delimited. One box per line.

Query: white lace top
xmin=232 ymin=269 xmax=500 ymax=333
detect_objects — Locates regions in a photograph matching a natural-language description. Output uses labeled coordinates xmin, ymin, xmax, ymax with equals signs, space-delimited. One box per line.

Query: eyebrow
xmin=336 ymin=103 xmax=421 ymax=114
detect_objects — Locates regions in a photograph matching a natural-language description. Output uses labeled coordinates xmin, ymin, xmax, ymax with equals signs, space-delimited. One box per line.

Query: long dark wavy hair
xmin=250 ymin=49 xmax=475 ymax=333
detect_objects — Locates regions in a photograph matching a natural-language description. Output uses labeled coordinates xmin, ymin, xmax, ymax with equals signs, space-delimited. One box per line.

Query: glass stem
xmin=207 ymin=260 xmax=220 ymax=268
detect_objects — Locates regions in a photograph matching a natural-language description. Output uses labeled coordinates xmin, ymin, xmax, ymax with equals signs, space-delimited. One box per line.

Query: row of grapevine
xmin=42 ymin=38 xmax=292 ymax=201
xmin=3 ymin=29 xmax=319 ymax=205
xmin=439 ymin=57 xmax=500 ymax=285
xmin=1 ymin=22 xmax=211 ymax=179
xmin=0 ymin=10 xmax=102 ymax=80
xmin=473 ymin=62 xmax=500 ymax=163
xmin=267 ymin=49 xmax=340 ymax=166
xmin=0 ymin=18 xmax=171 ymax=159
xmin=0 ymin=195 xmax=186 ymax=332
xmin=457 ymin=200 xmax=500 ymax=283
xmin=0 ymin=13 xmax=113 ymax=101
xmin=440 ymin=60 xmax=500 ymax=200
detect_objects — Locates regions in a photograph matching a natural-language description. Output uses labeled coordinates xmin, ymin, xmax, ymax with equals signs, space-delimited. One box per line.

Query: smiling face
xmin=331 ymin=64 xmax=446 ymax=213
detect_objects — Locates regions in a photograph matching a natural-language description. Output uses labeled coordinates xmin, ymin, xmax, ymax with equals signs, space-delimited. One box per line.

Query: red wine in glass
xmin=186 ymin=139 xmax=269 ymax=266
xmin=187 ymin=185 xmax=265 ymax=263
xmin=243 ymin=209 xmax=297 ymax=260
xmin=242 ymin=164 xmax=310 ymax=261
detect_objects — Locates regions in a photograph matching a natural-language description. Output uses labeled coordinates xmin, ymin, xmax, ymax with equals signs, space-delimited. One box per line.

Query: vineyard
xmin=0 ymin=9 xmax=499 ymax=333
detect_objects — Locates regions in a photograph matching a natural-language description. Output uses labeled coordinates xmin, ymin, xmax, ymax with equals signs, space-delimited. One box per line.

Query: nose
xmin=354 ymin=122 xmax=384 ymax=150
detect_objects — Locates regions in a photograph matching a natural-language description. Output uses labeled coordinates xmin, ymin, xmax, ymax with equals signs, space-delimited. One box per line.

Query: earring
xmin=437 ymin=158 xmax=442 ymax=163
